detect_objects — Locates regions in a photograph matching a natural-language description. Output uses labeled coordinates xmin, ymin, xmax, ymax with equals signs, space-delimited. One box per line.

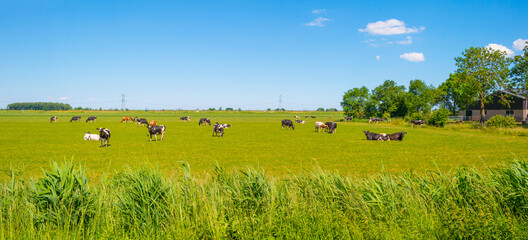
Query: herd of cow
xmin=50 ymin=114 xmax=417 ymax=147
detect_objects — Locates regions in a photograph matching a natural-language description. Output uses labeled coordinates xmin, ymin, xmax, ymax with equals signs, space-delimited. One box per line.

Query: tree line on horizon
xmin=7 ymin=102 xmax=73 ymax=111
xmin=341 ymin=42 xmax=528 ymax=123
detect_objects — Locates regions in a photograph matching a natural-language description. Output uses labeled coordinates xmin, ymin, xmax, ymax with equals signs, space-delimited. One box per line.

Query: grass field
xmin=1 ymin=110 xmax=527 ymax=180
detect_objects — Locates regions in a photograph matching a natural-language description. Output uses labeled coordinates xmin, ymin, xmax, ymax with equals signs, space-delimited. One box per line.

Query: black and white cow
xmin=344 ymin=116 xmax=353 ymax=122
xmin=326 ymin=122 xmax=337 ymax=134
xmin=148 ymin=125 xmax=166 ymax=141
xmin=50 ymin=116 xmax=58 ymax=123
xmin=369 ymin=117 xmax=383 ymax=124
xmin=411 ymin=120 xmax=425 ymax=128
xmin=363 ymin=131 xmax=389 ymax=141
xmin=212 ymin=122 xmax=225 ymax=137
xmin=137 ymin=118 xmax=148 ymax=127
xmin=281 ymin=119 xmax=295 ymax=130
xmin=311 ymin=116 xmax=316 ymax=118
xmin=97 ymin=128 xmax=111 ymax=147
xmin=70 ymin=116 xmax=81 ymax=122
xmin=86 ymin=116 xmax=97 ymax=123
xmin=387 ymin=131 xmax=407 ymax=141
xmin=180 ymin=116 xmax=191 ymax=122
xmin=199 ymin=118 xmax=211 ymax=126
xmin=295 ymin=119 xmax=306 ymax=124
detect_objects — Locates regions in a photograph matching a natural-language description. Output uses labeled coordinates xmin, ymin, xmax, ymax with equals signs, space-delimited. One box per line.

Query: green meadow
xmin=2 ymin=110 xmax=528 ymax=238
xmin=0 ymin=110 xmax=527 ymax=179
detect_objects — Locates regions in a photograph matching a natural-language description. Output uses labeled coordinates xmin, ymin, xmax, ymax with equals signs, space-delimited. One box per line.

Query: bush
xmin=428 ymin=109 xmax=450 ymax=127
xmin=486 ymin=115 xmax=516 ymax=128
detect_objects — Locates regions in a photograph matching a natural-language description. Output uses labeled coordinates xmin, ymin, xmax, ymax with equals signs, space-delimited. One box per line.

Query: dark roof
xmin=465 ymin=90 xmax=527 ymax=110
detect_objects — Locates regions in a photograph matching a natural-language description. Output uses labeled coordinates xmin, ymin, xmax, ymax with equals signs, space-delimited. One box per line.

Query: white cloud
xmin=312 ymin=9 xmax=326 ymax=14
xmin=359 ymin=19 xmax=425 ymax=35
xmin=376 ymin=55 xmax=380 ymax=60
xmin=486 ymin=43 xmax=515 ymax=57
xmin=59 ymin=97 xmax=69 ymax=101
xmin=396 ymin=36 xmax=412 ymax=45
xmin=89 ymin=97 xmax=96 ymax=101
xmin=513 ymin=39 xmax=528 ymax=51
xmin=305 ymin=17 xmax=330 ymax=27
xmin=400 ymin=52 xmax=425 ymax=62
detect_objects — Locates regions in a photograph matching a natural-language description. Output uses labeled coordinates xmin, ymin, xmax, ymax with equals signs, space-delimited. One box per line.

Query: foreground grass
xmin=1 ymin=160 xmax=528 ymax=239
xmin=1 ymin=110 xmax=528 ymax=179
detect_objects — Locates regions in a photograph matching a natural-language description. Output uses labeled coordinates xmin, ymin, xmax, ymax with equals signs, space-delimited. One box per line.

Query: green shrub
xmin=28 ymin=161 xmax=95 ymax=226
xmin=405 ymin=112 xmax=428 ymax=122
xmin=486 ymin=115 xmax=516 ymax=128
xmin=428 ymin=109 xmax=450 ymax=127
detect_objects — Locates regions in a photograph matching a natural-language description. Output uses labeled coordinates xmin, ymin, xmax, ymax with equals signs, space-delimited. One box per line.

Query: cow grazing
xmin=311 ymin=116 xmax=316 ymax=118
xmin=363 ymin=131 xmax=389 ymax=141
xmin=148 ymin=125 xmax=166 ymax=141
xmin=180 ymin=116 xmax=191 ymax=122
xmin=387 ymin=132 xmax=407 ymax=141
xmin=369 ymin=117 xmax=383 ymax=124
xmin=70 ymin=116 xmax=81 ymax=122
xmin=84 ymin=132 xmax=100 ymax=141
xmin=281 ymin=119 xmax=295 ymax=130
xmin=315 ymin=122 xmax=329 ymax=133
xmin=199 ymin=118 xmax=211 ymax=126
xmin=149 ymin=120 xmax=157 ymax=127
xmin=295 ymin=120 xmax=306 ymax=124
xmin=212 ymin=122 xmax=227 ymax=137
xmin=220 ymin=123 xmax=232 ymax=128
xmin=86 ymin=116 xmax=97 ymax=123
xmin=411 ymin=120 xmax=425 ymax=128
xmin=134 ymin=116 xmax=139 ymax=122
xmin=137 ymin=118 xmax=148 ymax=127
xmin=50 ymin=116 xmax=58 ymax=123
xmin=121 ymin=116 xmax=133 ymax=123
xmin=326 ymin=122 xmax=337 ymax=134
xmin=97 ymin=128 xmax=111 ymax=147
xmin=344 ymin=116 xmax=353 ymax=122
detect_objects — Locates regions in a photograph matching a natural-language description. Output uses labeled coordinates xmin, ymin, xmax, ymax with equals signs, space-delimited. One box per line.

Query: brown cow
xmin=121 ymin=116 xmax=133 ymax=123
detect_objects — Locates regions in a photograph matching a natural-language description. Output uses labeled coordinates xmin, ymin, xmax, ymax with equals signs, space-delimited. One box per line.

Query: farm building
xmin=459 ymin=90 xmax=528 ymax=122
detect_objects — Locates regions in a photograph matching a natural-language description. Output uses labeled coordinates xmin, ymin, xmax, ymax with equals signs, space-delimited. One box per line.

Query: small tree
xmin=341 ymin=86 xmax=370 ymax=118
xmin=428 ymin=108 xmax=450 ymax=127
xmin=316 ymin=108 xmax=325 ymax=112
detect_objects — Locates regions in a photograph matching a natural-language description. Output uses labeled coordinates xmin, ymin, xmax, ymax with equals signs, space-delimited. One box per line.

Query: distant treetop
xmin=7 ymin=102 xmax=72 ymax=111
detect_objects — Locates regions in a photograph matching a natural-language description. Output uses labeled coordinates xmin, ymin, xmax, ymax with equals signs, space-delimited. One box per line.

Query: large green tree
xmin=371 ymin=80 xmax=406 ymax=117
xmin=340 ymin=86 xmax=370 ymax=117
xmin=438 ymin=73 xmax=475 ymax=115
xmin=454 ymin=46 xmax=511 ymax=123
xmin=511 ymin=42 xmax=528 ymax=90
xmin=400 ymin=79 xmax=441 ymax=116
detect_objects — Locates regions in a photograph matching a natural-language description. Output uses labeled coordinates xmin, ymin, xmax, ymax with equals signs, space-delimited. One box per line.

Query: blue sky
xmin=1 ymin=0 xmax=527 ymax=110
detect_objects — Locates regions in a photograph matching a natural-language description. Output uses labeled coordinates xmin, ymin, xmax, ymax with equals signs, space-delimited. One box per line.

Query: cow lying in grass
xmin=50 ymin=116 xmax=58 ymax=123
xmin=97 ymin=128 xmax=111 ymax=147
xmin=387 ymin=131 xmax=407 ymax=141
xmin=84 ymin=132 xmax=100 ymax=140
xmin=148 ymin=125 xmax=166 ymax=141
xmin=363 ymin=131 xmax=390 ymax=141
xmin=282 ymin=119 xmax=295 ymax=130
xmin=344 ymin=116 xmax=353 ymax=122
xmin=295 ymin=120 xmax=306 ymax=124
xmin=411 ymin=120 xmax=425 ymax=128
